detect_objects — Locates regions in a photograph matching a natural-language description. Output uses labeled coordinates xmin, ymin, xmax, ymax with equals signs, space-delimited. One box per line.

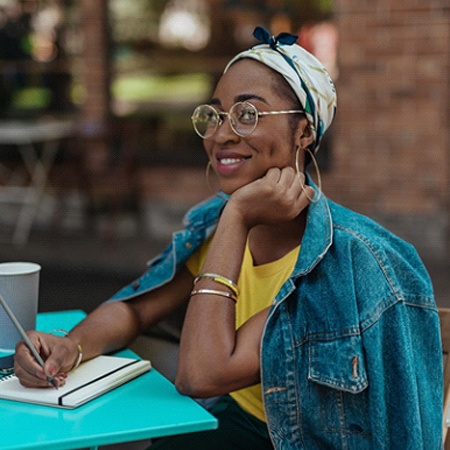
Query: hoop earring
xmin=295 ymin=146 xmax=322 ymax=203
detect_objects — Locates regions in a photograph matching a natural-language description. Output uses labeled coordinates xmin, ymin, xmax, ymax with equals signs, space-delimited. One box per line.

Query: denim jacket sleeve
xmin=361 ymin=299 xmax=443 ymax=448
xmin=345 ymin=224 xmax=443 ymax=449
xmin=344 ymin=222 xmax=443 ymax=448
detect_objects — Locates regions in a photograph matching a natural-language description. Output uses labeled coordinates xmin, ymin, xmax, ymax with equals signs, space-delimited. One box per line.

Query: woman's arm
xmin=14 ymin=266 xmax=193 ymax=388
xmin=176 ymin=199 xmax=263 ymax=397
xmin=176 ymin=168 xmax=312 ymax=397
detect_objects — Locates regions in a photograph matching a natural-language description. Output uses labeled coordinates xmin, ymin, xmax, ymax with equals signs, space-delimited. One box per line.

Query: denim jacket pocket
xmin=308 ymin=333 xmax=368 ymax=393
xmin=308 ymin=334 xmax=371 ymax=442
xmin=307 ymin=334 xmax=371 ymax=441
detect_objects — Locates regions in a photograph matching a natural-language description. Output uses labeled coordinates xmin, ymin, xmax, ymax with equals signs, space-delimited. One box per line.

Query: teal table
xmin=0 ymin=310 xmax=217 ymax=450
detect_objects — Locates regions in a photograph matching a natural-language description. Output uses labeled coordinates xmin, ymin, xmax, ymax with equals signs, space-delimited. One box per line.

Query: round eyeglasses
xmin=191 ymin=101 xmax=304 ymax=139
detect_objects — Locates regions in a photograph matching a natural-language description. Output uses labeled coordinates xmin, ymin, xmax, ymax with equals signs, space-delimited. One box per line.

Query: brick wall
xmin=329 ymin=0 xmax=450 ymax=257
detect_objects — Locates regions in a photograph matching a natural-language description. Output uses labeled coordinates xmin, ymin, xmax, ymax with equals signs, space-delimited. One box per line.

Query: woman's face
xmin=203 ymin=59 xmax=310 ymax=195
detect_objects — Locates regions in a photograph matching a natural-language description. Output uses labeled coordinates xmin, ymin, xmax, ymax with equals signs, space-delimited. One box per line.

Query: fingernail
xmin=48 ymin=365 xmax=56 ymax=376
xmin=36 ymin=370 xmax=46 ymax=379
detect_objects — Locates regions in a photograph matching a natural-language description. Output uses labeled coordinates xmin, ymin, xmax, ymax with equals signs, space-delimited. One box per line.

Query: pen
xmin=0 ymin=291 xmax=58 ymax=389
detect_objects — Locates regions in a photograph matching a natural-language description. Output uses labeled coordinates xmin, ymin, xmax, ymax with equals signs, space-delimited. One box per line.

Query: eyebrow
xmin=209 ymin=94 xmax=269 ymax=106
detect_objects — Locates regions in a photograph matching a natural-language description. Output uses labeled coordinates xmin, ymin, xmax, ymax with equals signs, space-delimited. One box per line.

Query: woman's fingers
xmin=14 ymin=332 xmax=74 ymax=388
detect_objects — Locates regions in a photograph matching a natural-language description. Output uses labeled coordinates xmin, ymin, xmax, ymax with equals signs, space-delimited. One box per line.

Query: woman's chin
xmin=218 ymin=181 xmax=244 ymax=196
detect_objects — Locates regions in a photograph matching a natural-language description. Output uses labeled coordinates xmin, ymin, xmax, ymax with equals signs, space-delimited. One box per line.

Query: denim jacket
xmin=111 ymin=190 xmax=443 ymax=450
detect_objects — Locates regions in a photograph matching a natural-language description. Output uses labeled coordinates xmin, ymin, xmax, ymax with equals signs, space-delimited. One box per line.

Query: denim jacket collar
xmin=293 ymin=183 xmax=333 ymax=278
xmin=183 ymin=192 xmax=228 ymax=232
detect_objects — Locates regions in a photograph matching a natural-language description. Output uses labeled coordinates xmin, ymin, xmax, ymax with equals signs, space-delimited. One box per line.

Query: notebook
xmin=0 ymin=355 xmax=151 ymax=409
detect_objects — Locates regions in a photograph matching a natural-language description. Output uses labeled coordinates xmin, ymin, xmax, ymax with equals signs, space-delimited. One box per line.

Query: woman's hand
xmin=227 ymin=167 xmax=315 ymax=229
xmin=14 ymin=331 xmax=79 ymax=388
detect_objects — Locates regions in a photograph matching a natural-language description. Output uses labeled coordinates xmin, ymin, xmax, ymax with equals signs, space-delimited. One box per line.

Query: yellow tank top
xmin=186 ymin=235 xmax=300 ymax=423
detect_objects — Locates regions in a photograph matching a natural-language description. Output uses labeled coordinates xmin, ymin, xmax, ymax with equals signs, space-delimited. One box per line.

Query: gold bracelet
xmin=50 ymin=329 xmax=82 ymax=371
xmin=190 ymin=288 xmax=237 ymax=304
xmin=72 ymin=343 xmax=83 ymax=371
xmin=194 ymin=273 xmax=240 ymax=297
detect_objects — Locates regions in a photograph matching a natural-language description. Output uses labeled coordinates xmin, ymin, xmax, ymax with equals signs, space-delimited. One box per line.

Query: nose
xmin=214 ymin=112 xmax=239 ymax=142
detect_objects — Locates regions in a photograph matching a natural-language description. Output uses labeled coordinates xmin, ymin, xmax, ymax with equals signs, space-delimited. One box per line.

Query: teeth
xmin=220 ymin=158 xmax=242 ymax=165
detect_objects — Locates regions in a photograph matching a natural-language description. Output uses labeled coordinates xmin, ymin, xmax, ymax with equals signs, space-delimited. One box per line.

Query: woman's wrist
xmin=49 ymin=329 xmax=83 ymax=371
xmin=220 ymin=201 xmax=254 ymax=240
xmin=71 ymin=343 xmax=83 ymax=370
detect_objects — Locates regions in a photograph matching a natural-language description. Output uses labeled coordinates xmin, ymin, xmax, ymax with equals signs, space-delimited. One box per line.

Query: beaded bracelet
xmin=194 ymin=273 xmax=240 ymax=297
xmin=190 ymin=288 xmax=238 ymax=304
xmin=50 ymin=329 xmax=83 ymax=371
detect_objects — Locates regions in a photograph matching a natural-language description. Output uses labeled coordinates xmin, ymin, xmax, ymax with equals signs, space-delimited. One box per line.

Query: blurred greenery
xmin=315 ymin=0 xmax=333 ymax=13
xmin=112 ymin=72 xmax=212 ymax=103
xmin=11 ymin=87 xmax=52 ymax=109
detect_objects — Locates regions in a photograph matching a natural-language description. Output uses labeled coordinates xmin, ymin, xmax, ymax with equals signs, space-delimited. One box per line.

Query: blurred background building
xmin=0 ymin=0 xmax=448 ymax=311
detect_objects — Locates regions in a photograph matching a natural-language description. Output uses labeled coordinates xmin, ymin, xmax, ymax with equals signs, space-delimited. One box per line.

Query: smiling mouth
xmin=218 ymin=156 xmax=250 ymax=165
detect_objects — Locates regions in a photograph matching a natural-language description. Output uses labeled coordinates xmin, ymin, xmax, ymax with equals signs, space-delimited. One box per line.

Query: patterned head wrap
xmin=224 ymin=27 xmax=337 ymax=153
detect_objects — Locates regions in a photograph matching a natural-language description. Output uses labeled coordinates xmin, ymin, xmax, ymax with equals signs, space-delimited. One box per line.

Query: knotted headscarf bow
xmin=224 ymin=26 xmax=337 ymax=153
xmin=253 ymin=26 xmax=298 ymax=48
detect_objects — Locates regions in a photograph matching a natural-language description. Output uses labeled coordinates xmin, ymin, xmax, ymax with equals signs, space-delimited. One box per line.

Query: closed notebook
xmin=0 ymin=355 xmax=151 ymax=409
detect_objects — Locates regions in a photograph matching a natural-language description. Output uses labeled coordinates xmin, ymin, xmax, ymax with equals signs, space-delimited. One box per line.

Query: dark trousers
xmin=150 ymin=395 xmax=274 ymax=449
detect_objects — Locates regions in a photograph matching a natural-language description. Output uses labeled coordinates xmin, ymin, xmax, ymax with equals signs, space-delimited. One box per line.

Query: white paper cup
xmin=0 ymin=262 xmax=41 ymax=353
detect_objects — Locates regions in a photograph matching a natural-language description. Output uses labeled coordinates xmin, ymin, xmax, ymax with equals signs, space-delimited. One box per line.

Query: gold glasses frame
xmin=192 ymin=101 xmax=304 ymax=139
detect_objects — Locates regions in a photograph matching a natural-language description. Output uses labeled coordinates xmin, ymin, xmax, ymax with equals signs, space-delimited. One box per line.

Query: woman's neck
xmin=247 ymin=210 xmax=307 ymax=266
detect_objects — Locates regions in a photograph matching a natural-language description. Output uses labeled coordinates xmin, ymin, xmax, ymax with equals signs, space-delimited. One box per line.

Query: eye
xmin=198 ymin=107 xmax=218 ymax=124
xmin=235 ymin=103 xmax=257 ymax=124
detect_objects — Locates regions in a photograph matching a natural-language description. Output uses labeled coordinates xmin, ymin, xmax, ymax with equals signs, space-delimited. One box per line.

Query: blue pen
xmin=0 ymin=291 xmax=58 ymax=389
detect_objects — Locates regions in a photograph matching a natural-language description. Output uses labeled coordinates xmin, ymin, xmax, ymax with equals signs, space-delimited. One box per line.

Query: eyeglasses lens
xmin=230 ymin=102 xmax=258 ymax=136
xmin=192 ymin=105 xmax=218 ymax=138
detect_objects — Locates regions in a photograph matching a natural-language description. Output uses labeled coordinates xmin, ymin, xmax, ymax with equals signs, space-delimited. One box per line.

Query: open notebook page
xmin=0 ymin=355 xmax=151 ymax=409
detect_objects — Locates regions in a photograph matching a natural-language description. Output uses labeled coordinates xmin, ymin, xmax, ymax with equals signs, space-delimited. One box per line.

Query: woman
xmin=14 ymin=27 xmax=442 ymax=449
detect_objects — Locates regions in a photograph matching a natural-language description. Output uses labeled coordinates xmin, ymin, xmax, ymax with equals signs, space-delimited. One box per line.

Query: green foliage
xmin=11 ymin=87 xmax=52 ymax=110
xmin=314 ymin=0 xmax=333 ymax=13
xmin=112 ymin=72 xmax=212 ymax=103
